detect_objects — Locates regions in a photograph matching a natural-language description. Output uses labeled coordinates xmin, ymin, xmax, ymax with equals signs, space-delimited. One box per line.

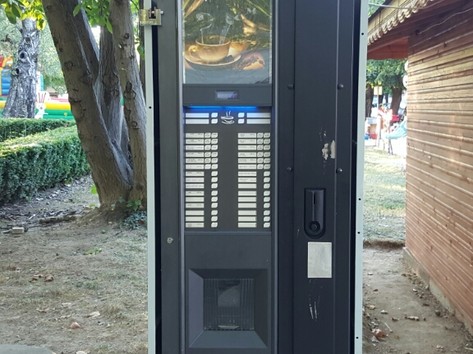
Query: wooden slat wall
xmin=406 ymin=1 xmax=473 ymax=329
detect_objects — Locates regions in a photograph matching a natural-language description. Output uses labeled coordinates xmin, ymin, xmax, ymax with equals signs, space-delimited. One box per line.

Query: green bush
xmin=0 ymin=118 xmax=75 ymax=143
xmin=0 ymin=126 xmax=89 ymax=204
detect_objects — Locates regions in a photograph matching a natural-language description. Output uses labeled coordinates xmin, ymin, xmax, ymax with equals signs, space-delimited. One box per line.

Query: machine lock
xmin=139 ymin=7 xmax=163 ymax=27
xmin=304 ymin=189 xmax=325 ymax=238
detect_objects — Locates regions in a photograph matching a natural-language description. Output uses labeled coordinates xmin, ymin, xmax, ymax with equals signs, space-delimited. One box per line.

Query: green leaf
xmin=36 ymin=16 xmax=45 ymax=30
xmin=10 ymin=4 xmax=21 ymax=18
xmin=105 ymin=19 xmax=112 ymax=33
xmin=73 ymin=3 xmax=81 ymax=16
xmin=4 ymin=7 xmax=18 ymax=24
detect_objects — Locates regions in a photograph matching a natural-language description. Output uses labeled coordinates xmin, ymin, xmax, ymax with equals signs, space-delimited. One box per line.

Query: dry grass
xmin=364 ymin=146 xmax=406 ymax=242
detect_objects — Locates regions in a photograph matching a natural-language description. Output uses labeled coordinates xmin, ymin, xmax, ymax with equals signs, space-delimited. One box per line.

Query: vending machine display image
xmin=182 ymin=0 xmax=272 ymax=84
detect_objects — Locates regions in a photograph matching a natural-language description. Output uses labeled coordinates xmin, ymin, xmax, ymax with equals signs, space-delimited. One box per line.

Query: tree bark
xmin=96 ymin=29 xmax=128 ymax=155
xmin=42 ymin=0 xmax=134 ymax=207
xmin=390 ymin=87 xmax=402 ymax=115
xmin=3 ymin=19 xmax=39 ymax=118
xmin=365 ymin=84 xmax=373 ymax=118
xmin=109 ymin=0 xmax=147 ymax=203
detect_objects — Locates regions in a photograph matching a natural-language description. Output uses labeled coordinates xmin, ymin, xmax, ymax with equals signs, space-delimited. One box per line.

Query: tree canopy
xmin=366 ymin=59 xmax=405 ymax=92
xmin=0 ymin=0 xmax=45 ymax=28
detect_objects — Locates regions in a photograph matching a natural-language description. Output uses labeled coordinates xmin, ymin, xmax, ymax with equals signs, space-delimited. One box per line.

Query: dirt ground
xmin=0 ymin=177 xmax=147 ymax=354
xmin=0 ymin=177 xmax=472 ymax=353
xmin=363 ymin=247 xmax=473 ymax=354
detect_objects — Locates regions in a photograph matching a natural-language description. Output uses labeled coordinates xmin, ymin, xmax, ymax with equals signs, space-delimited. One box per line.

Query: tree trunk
xmin=109 ymin=0 xmax=148 ymax=204
xmin=3 ymin=19 xmax=39 ymax=118
xmin=96 ymin=29 xmax=129 ymax=156
xmin=390 ymin=87 xmax=402 ymax=115
xmin=365 ymin=84 xmax=373 ymax=118
xmin=42 ymin=0 xmax=135 ymax=208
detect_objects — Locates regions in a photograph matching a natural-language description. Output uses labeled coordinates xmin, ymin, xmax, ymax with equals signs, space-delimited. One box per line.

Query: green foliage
xmin=0 ymin=125 xmax=89 ymax=204
xmin=0 ymin=0 xmax=45 ymax=29
xmin=126 ymin=198 xmax=142 ymax=213
xmin=0 ymin=0 xmax=23 ymax=24
xmin=367 ymin=59 xmax=406 ymax=93
xmin=0 ymin=118 xmax=74 ymax=142
xmin=74 ymin=0 xmax=113 ymax=32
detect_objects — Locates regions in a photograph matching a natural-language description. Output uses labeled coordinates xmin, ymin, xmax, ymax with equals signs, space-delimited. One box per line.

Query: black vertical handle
xmin=304 ymin=188 xmax=325 ymax=238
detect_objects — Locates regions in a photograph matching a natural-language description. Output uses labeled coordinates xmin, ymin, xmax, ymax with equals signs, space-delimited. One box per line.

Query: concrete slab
xmin=0 ymin=345 xmax=53 ymax=354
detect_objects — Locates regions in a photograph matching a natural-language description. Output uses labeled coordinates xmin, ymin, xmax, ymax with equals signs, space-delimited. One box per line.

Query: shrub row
xmin=0 ymin=118 xmax=75 ymax=143
xmin=0 ymin=126 xmax=90 ymax=204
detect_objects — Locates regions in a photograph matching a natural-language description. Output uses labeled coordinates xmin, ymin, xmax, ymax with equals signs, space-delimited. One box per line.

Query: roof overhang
xmin=367 ymin=0 xmax=462 ymax=59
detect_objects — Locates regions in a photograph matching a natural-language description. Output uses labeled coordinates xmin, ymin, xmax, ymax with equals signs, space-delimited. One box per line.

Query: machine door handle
xmin=304 ymin=188 xmax=325 ymax=238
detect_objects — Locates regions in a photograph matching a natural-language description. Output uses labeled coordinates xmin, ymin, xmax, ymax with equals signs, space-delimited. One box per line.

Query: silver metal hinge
xmin=139 ymin=8 xmax=163 ymax=26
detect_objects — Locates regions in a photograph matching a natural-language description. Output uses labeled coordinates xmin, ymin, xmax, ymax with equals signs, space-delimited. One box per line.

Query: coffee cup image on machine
xmin=183 ymin=0 xmax=270 ymax=83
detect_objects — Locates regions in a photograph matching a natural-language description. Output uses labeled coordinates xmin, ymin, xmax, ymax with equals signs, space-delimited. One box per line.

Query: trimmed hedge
xmin=0 ymin=118 xmax=75 ymax=143
xmin=0 ymin=126 xmax=90 ymax=204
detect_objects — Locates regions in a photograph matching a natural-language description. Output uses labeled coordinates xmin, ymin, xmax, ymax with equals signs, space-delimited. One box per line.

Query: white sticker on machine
xmin=307 ymin=242 xmax=332 ymax=278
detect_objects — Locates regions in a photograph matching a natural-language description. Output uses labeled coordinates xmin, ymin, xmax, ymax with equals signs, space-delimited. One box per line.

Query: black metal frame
xmin=153 ymin=0 xmax=362 ymax=352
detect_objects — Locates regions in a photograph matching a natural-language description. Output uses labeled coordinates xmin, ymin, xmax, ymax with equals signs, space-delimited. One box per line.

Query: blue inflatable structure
xmin=1 ymin=69 xmax=11 ymax=96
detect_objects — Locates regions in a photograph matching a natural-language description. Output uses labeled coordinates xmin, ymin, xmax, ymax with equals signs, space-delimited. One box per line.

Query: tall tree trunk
xmin=109 ymin=0 xmax=147 ymax=203
xmin=365 ymin=84 xmax=373 ymax=118
xmin=3 ymin=19 xmax=39 ymax=118
xmin=42 ymin=0 xmax=134 ymax=208
xmin=390 ymin=87 xmax=402 ymax=115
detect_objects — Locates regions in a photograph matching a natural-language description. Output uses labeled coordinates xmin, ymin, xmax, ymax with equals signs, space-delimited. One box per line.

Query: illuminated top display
xmin=182 ymin=0 xmax=272 ymax=85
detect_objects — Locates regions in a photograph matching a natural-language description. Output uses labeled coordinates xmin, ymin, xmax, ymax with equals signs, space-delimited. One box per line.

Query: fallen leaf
xmin=404 ymin=315 xmax=420 ymax=321
xmin=44 ymin=274 xmax=54 ymax=282
xmin=381 ymin=310 xmax=388 ymax=314
xmin=372 ymin=328 xmax=387 ymax=340
xmin=31 ymin=274 xmax=43 ymax=281
xmin=70 ymin=321 xmax=81 ymax=329
xmin=87 ymin=311 xmax=100 ymax=318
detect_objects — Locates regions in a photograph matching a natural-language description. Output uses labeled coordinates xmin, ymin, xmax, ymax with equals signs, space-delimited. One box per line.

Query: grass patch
xmin=364 ymin=147 xmax=406 ymax=241
xmin=102 ymin=302 xmax=127 ymax=320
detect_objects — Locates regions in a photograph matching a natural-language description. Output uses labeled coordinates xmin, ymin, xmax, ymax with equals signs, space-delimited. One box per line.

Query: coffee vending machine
xmin=144 ymin=0 xmax=367 ymax=352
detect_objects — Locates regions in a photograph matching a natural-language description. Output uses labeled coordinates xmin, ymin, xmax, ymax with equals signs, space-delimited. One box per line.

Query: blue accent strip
xmin=185 ymin=106 xmax=264 ymax=111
